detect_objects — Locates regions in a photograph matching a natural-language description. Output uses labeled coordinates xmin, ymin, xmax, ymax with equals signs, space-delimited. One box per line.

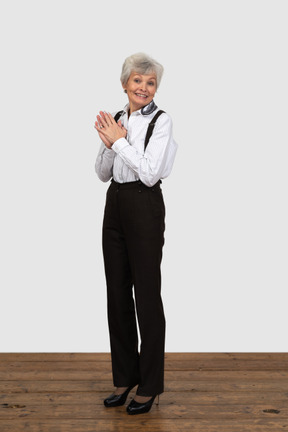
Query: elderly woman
xmin=94 ymin=52 xmax=177 ymax=415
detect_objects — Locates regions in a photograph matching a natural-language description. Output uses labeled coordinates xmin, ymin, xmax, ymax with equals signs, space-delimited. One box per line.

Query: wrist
xmin=112 ymin=137 xmax=129 ymax=153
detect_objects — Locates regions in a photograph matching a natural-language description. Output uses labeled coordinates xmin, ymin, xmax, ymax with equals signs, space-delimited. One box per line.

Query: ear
xmin=122 ymin=82 xmax=127 ymax=93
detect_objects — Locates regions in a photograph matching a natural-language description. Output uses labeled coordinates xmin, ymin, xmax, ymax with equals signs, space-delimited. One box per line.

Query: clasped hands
xmin=94 ymin=111 xmax=127 ymax=149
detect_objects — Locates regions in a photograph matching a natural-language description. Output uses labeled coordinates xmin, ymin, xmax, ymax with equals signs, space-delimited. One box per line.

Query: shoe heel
xmin=156 ymin=395 xmax=160 ymax=406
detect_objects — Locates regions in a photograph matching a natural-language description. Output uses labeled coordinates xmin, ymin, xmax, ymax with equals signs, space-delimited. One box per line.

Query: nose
xmin=139 ymin=82 xmax=148 ymax=92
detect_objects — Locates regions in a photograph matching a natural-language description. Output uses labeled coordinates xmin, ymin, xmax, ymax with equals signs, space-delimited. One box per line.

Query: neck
xmin=128 ymin=102 xmax=139 ymax=115
xmin=128 ymin=100 xmax=152 ymax=117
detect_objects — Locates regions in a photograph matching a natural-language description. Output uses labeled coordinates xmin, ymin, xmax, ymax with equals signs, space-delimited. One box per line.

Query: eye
xmin=148 ymin=81 xmax=155 ymax=86
xmin=134 ymin=79 xmax=140 ymax=83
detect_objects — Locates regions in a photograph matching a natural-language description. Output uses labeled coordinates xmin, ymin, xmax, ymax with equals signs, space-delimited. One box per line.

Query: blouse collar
xmin=123 ymin=99 xmax=158 ymax=117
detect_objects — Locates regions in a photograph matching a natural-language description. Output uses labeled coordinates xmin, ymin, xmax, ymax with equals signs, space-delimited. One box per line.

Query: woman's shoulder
xmin=154 ymin=109 xmax=173 ymax=126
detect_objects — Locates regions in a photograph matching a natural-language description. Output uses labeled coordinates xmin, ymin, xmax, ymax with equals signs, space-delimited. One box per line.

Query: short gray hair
xmin=120 ymin=52 xmax=164 ymax=89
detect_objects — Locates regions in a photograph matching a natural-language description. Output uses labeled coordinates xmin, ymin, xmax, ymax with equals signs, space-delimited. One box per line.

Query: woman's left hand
xmin=94 ymin=111 xmax=127 ymax=148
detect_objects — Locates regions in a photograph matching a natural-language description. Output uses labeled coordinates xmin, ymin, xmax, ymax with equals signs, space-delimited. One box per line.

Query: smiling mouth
xmin=135 ymin=93 xmax=148 ymax=98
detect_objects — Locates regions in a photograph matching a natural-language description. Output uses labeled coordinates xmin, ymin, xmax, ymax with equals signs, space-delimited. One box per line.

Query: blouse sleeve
xmin=95 ymin=142 xmax=116 ymax=182
xmin=111 ymin=113 xmax=177 ymax=187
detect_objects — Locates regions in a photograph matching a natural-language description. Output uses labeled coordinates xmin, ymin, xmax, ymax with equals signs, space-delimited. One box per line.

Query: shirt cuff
xmin=102 ymin=146 xmax=115 ymax=157
xmin=112 ymin=138 xmax=130 ymax=154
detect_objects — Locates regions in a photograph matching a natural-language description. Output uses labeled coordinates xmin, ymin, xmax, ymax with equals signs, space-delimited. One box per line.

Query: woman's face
xmin=123 ymin=72 xmax=157 ymax=112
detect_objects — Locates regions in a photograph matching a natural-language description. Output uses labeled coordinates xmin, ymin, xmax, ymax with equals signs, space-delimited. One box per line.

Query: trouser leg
xmin=132 ymin=245 xmax=166 ymax=396
xmin=120 ymin=185 xmax=166 ymax=396
xmin=102 ymin=185 xmax=140 ymax=387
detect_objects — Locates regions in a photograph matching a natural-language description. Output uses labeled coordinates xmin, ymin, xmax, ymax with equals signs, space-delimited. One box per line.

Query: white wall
xmin=0 ymin=0 xmax=287 ymax=352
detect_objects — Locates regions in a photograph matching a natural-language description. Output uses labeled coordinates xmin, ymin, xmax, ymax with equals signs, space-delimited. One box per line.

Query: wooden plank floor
xmin=0 ymin=353 xmax=288 ymax=431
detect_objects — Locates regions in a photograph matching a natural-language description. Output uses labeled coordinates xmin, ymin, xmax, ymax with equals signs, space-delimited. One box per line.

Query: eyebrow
xmin=133 ymin=74 xmax=156 ymax=81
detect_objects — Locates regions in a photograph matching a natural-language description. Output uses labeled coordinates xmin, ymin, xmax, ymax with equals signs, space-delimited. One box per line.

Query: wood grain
xmin=0 ymin=353 xmax=287 ymax=431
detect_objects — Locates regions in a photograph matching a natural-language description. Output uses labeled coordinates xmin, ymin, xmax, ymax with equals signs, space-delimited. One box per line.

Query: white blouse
xmin=95 ymin=102 xmax=178 ymax=187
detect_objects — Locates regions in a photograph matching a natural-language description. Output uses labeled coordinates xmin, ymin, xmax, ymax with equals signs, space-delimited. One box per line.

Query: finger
xmin=97 ymin=115 xmax=105 ymax=129
xmin=100 ymin=111 xmax=113 ymax=126
xmin=95 ymin=121 xmax=105 ymax=132
xmin=99 ymin=111 xmax=109 ymax=125
xmin=106 ymin=112 xmax=115 ymax=125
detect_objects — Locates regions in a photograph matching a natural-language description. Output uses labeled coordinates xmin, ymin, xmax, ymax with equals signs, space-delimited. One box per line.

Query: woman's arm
xmin=112 ymin=113 xmax=177 ymax=187
xmin=94 ymin=112 xmax=126 ymax=182
xmin=95 ymin=143 xmax=116 ymax=182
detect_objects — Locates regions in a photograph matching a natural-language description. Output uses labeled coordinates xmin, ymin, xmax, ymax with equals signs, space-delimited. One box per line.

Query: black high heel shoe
xmin=126 ymin=394 xmax=159 ymax=415
xmin=104 ymin=385 xmax=135 ymax=407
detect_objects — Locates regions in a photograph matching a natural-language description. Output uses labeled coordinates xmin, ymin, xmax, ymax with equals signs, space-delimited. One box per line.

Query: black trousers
xmin=102 ymin=179 xmax=166 ymax=396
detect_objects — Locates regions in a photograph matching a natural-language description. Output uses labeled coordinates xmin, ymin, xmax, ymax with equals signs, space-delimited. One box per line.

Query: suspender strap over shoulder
xmin=144 ymin=110 xmax=165 ymax=150
xmin=113 ymin=111 xmax=124 ymax=123
xmin=113 ymin=109 xmax=165 ymax=151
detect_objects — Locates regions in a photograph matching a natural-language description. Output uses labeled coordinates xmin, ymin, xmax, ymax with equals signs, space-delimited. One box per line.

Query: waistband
xmin=111 ymin=179 xmax=162 ymax=190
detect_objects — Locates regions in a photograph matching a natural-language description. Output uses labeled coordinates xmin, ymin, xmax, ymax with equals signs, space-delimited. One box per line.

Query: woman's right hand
xmin=95 ymin=112 xmax=127 ymax=148
xmin=95 ymin=120 xmax=113 ymax=148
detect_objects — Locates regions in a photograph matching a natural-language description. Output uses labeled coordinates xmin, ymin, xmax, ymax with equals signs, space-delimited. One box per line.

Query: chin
xmin=135 ymin=98 xmax=149 ymax=103
xmin=136 ymin=98 xmax=151 ymax=106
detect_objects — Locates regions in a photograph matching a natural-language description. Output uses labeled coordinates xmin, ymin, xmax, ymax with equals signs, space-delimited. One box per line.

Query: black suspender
xmin=113 ymin=110 xmax=165 ymax=151
xmin=113 ymin=110 xmax=124 ymax=123
xmin=144 ymin=110 xmax=165 ymax=150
